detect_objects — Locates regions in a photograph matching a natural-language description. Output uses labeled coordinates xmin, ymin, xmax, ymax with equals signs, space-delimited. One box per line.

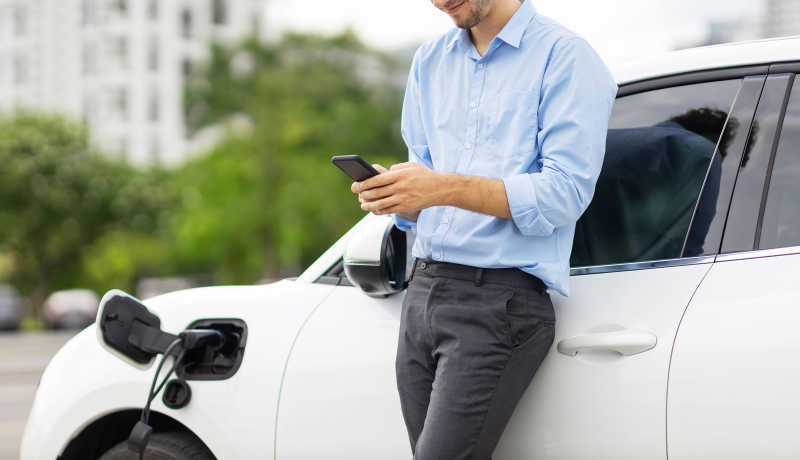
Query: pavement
xmin=0 ymin=332 xmax=75 ymax=460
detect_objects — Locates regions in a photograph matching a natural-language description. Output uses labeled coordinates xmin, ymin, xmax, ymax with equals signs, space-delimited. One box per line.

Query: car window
xmin=571 ymin=79 xmax=742 ymax=268
xmin=758 ymin=77 xmax=800 ymax=250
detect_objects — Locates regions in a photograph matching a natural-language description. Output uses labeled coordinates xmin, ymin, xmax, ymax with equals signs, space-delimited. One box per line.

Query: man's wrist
xmin=433 ymin=172 xmax=462 ymax=207
xmin=396 ymin=210 xmax=420 ymax=222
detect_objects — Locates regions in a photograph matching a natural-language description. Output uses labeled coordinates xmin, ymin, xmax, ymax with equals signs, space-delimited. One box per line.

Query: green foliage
xmin=0 ymin=31 xmax=410 ymax=314
xmin=81 ymin=231 xmax=174 ymax=294
xmin=176 ymin=32 xmax=408 ymax=281
xmin=0 ymin=112 xmax=175 ymax=310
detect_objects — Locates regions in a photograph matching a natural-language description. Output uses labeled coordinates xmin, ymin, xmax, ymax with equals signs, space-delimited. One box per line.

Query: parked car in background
xmin=21 ymin=36 xmax=800 ymax=459
xmin=42 ymin=289 xmax=99 ymax=330
xmin=0 ymin=284 xmax=23 ymax=331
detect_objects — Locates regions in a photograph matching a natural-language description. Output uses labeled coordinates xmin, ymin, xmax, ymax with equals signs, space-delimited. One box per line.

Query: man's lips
xmin=445 ymin=1 xmax=465 ymax=14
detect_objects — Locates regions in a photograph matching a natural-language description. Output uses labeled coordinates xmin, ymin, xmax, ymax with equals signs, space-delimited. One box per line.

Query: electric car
xmin=21 ymin=36 xmax=800 ymax=459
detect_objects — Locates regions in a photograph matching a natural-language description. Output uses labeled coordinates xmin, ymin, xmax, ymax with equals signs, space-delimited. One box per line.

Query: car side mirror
xmin=343 ymin=215 xmax=412 ymax=297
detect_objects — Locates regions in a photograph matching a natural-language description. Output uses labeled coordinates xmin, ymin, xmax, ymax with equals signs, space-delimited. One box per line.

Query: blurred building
xmin=0 ymin=0 xmax=266 ymax=165
xmin=763 ymin=0 xmax=800 ymax=38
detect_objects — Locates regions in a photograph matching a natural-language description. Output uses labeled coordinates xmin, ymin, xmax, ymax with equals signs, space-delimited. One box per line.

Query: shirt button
xmin=470 ymin=102 xmax=477 ymax=109
xmin=464 ymin=143 xmax=472 ymax=149
xmin=478 ymin=63 xmax=484 ymax=69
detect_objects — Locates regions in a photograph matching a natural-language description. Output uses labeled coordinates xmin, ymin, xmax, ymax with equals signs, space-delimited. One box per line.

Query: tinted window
xmin=572 ymin=79 xmax=742 ymax=267
xmin=759 ymin=77 xmax=800 ymax=250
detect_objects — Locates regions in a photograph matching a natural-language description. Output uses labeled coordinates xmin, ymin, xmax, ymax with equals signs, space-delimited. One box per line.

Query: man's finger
xmin=358 ymin=170 xmax=400 ymax=190
xmin=361 ymin=194 xmax=401 ymax=213
xmin=351 ymin=165 xmax=389 ymax=193
xmin=359 ymin=184 xmax=395 ymax=202
xmin=374 ymin=204 xmax=405 ymax=215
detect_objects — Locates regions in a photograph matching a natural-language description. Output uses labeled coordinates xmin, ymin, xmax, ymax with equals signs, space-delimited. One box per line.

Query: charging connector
xmin=179 ymin=329 xmax=225 ymax=351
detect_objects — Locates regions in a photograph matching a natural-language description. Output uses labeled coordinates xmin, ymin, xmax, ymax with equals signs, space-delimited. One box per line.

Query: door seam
xmin=664 ymin=261 xmax=714 ymax=460
xmin=273 ymin=285 xmax=339 ymax=460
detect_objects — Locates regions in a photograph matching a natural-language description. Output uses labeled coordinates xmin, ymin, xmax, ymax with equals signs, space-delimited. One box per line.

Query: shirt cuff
xmin=393 ymin=213 xmax=417 ymax=234
xmin=503 ymin=173 xmax=555 ymax=236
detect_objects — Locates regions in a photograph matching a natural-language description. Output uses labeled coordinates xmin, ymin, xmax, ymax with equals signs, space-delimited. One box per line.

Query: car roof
xmin=613 ymin=35 xmax=800 ymax=86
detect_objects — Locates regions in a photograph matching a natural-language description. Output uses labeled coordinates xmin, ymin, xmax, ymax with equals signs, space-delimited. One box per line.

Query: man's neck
xmin=469 ymin=0 xmax=522 ymax=56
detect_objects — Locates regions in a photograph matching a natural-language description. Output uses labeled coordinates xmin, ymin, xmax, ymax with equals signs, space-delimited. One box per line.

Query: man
xmin=351 ymin=0 xmax=617 ymax=458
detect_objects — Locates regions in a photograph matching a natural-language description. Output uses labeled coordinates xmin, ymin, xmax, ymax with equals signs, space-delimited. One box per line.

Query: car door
xmin=494 ymin=71 xmax=765 ymax=460
xmin=668 ymin=67 xmax=800 ymax=459
xmin=275 ymin=71 xmax=763 ymax=459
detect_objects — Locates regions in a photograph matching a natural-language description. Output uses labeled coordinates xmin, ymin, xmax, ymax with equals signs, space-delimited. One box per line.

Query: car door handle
xmin=556 ymin=330 xmax=657 ymax=356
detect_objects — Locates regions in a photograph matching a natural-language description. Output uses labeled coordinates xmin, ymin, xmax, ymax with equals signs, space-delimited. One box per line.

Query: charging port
xmin=177 ymin=319 xmax=248 ymax=381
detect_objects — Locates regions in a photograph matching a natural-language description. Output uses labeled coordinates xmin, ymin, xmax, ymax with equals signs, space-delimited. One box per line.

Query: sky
xmin=265 ymin=0 xmax=762 ymax=65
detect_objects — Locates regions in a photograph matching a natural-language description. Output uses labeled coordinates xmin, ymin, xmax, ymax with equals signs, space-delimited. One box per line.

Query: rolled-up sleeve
xmin=503 ymin=37 xmax=617 ymax=237
xmin=393 ymin=47 xmax=433 ymax=235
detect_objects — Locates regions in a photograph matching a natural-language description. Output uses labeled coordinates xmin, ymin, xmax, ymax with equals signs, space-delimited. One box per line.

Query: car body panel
xmin=277 ymin=261 xmax=713 ymax=459
xmin=20 ymin=281 xmax=336 ymax=459
xmin=668 ymin=251 xmax=800 ymax=459
xmin=276 ymin=285 xmax=408 ymax=458
xmin=494 ymin=262 xmax=712 ymax=459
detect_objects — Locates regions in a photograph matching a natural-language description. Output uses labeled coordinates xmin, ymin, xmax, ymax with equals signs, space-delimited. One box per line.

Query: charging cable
xmin=127 ymin=329 xmax=225 ymax=459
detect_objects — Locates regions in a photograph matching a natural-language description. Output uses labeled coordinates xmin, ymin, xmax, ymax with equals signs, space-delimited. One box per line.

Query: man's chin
xmin=449 ymin=11 xmax=480 ymax=29
xmin=452 ymin=18 xmax=478 ymax=29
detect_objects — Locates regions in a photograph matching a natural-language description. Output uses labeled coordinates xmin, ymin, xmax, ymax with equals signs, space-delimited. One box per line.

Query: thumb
xmin=372 ymin=164 xmax=389 ymax=173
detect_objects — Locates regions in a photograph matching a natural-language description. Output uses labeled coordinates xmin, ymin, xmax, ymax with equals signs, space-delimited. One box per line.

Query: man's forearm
xmin=436 ymin=173 xmax=512 ymax=220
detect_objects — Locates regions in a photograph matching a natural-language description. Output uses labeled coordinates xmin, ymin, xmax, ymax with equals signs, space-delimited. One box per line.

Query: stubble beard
xmin=453 ymin=0 xmax=492 ymax=29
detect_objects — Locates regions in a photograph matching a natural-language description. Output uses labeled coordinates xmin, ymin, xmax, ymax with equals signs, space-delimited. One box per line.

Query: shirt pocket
xmin=484 ymin=89 xmax=539 ymax=173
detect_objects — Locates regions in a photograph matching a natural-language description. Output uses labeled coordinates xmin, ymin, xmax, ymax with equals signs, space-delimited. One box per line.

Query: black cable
xmin=131 ymin=338 xmax=184 ymax=460
xmin=132 ymin=330 xmax=220 ymax=458
xmin=141 ymin=338 xmax=183 ymax=425
xmin=152 ymin=346 xmax=187 ymax=398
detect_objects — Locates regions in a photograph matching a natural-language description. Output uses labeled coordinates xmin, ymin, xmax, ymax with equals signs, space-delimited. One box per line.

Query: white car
xmin=22 ymin=36 xmax=800 ymax=459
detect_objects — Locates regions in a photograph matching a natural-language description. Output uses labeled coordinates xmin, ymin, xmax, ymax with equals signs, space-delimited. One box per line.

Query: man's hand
xmin=351 ymin=162 xmax=443 ymax=216
xmin=350 ymin=161 xmax=512 ymax=220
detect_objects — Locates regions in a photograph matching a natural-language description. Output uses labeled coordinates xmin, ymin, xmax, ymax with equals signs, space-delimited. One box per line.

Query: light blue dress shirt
xmin=393 ymin=0 xmax=617 ymax=296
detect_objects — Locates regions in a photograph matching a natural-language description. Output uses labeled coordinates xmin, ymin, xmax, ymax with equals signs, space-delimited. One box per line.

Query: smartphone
xmin=332 ymin=155 xmax=380 ymax=182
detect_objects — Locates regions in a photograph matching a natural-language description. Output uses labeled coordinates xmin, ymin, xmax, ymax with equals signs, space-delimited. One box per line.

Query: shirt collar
xmin=445 ymin=28 xmax=470 ymax=53
xmin=445 ymin=0 xmax=536 ymax=53
xmin=496 ymin=0 xmax=536 ymax=49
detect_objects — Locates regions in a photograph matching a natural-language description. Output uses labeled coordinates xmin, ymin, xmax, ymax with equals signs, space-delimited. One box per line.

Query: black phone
xmin=332 ymin=155 xmax=380 ymax=182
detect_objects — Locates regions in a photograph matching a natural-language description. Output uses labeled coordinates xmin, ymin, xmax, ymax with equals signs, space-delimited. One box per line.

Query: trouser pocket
xmin=504 ymin=288 xmax=555 ymax=350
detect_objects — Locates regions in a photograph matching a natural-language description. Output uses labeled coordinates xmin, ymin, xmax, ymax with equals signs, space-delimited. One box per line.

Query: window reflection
xmin=572 ymin=80 xmax=741 ymax=267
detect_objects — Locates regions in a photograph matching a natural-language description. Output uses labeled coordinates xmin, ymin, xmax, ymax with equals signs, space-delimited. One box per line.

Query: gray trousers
xmin=395 ymin=258 xmax=556 ymax=460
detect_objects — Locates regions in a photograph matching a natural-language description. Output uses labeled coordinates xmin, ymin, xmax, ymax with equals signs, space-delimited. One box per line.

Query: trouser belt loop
xmin=474 ymin=268 xmax=484 ymax=287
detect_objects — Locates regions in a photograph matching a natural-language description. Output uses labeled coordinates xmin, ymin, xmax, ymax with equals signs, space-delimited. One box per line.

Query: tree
xmin=174 ymin=32 xmax=409 ymax=281
xmin=0 ymin=112 xmax=174 ymax=315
